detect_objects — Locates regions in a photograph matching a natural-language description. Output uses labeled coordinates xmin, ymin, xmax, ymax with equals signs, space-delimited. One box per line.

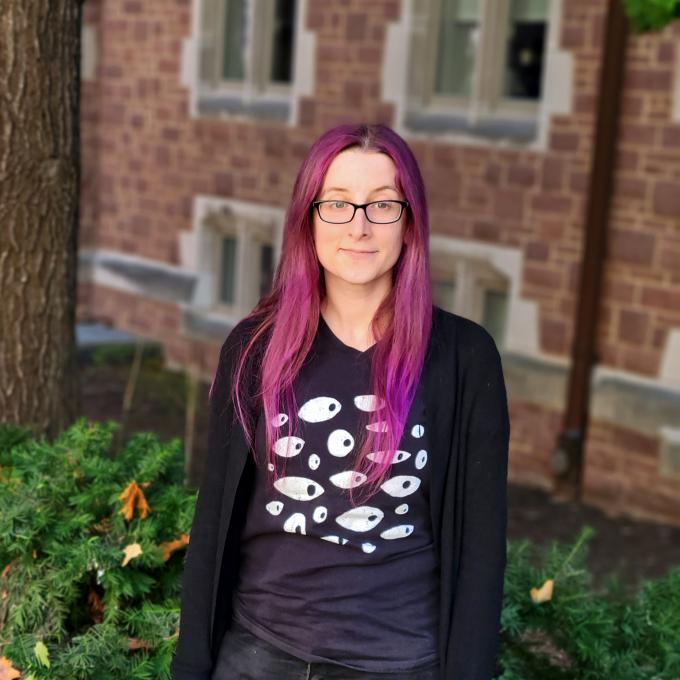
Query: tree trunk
xmin=0 ymin=1 xmax=83 ymax=440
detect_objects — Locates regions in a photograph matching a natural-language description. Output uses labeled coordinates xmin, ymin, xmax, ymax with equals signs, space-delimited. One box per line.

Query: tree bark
xmin=0 ymin=1 xmax=83 ymax=439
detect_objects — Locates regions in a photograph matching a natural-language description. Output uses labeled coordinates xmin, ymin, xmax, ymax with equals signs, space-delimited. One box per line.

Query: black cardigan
xmin=170 ymin=305 xmax=510 ymax=680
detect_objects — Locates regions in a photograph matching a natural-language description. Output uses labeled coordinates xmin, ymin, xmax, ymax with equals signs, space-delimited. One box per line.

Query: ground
xmin=77 ymin=347 xmax=680 ymax=598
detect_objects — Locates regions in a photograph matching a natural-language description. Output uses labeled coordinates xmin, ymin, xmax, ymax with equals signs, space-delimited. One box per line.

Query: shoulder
xmin=432 ymin=305 xmax=500 ymax=361
xmin=431 ymin=305 xmax=505 ymax=394
xmin=218 ymin=312 xmax=267 ymax=372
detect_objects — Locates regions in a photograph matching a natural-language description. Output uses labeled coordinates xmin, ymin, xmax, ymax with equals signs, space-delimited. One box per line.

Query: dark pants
xmin=211 ymin=620 xmax=440 ymax=680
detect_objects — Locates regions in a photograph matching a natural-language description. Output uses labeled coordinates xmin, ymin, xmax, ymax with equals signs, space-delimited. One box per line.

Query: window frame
xmin=409 ymin=0 xmax=551 ymax=135
xmin=207 ymin=0 xmax=297 ymax=96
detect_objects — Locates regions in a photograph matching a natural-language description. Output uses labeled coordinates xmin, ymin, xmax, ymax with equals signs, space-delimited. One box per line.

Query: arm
xmin=448 ymin=325 xmax=510 ymax=679
xmin=170 ymin=324 xmax=249 ymax=680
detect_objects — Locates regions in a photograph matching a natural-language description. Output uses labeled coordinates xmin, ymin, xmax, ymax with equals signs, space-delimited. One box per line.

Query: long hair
xmin=222 ymin=122 xmax=432 ymax=505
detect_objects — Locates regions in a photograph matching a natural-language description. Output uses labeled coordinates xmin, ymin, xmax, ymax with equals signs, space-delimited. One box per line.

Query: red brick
xmin=617 ymin=309 xmax=649 ymax=344
xmin=541 ymin=318 xmax=568 ymax=354
xmin=472 ymin=220 xmax=500 ymax=241
xmin=508 ymin=165 xmax=536 ymax=186
xmin=626 ymin=68 xmax=673 ymax=91
xmin=531 ymin=194 xmax=572 ymax=214
xmin=346 ymin=13 xmax=366 ymax=41
xmin=608 ymin=229 xmax=655 ymax=265
xmin=526 ymin=241 xmax=549 ymax=261
xmin=524 ymin=264 xmax=563 ymax=289
xmin=653 ymin=182 xmax=680 ymax=217
xmin=493 ymin=189 xmax=525 ymax=221
xmin=550 ymin=132 xmax=579 ymax=152
xmin=541 ymin=158 xmax=564 ymax=191
xmin=640 ymin=286 xmax=680 ymax=310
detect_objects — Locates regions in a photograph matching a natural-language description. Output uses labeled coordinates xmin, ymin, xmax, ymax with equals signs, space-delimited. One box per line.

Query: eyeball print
xmin=298 ymin=396 xmax=341 ymax=423
xmin=312 ymin=506 xmax=328 ymax=523
xmin=271 ymin=413 xmax=288 ymax=427
xmin=380 ymin=525 xmax=414 ymax=540
xmin=308 ymin=453 xmax=321 ymax=470
xmin=327 ymin=429 xmax=354 ymax=457
xmin=380 ymin=475 xmax=421 ymax=498
xmin=329 ymin=470 xmax=367 ymax=489
xmin=366 ymin=449 xmax=411 ymax=464
xmin=283 ymin=513 xmax=306 ymax=535
xmin=273 ymin=436 xmax=305 ymax=458
xmin=273 ymin=476 xmax=324 ymax=501
xmin=415 ymin=449 xmax=428 ymax=469
xmin=353 ymin=394 xmax=385 ymax=412
xmin=266 ymin=501 xmax=284 ymax=516
xmin=335 ymin=506 xmax=384 ymax=532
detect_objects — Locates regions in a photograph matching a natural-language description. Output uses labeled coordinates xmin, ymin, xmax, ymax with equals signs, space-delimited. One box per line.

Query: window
xmin=431 ymin=255 xmax=509 ymax=348
xmin=203 ymin=205 xmax=280 ymax=317
xmin=407 ymin=0 xmax=550 ymax=141
xmin=200 ymin=0 xmax=297 ymax=96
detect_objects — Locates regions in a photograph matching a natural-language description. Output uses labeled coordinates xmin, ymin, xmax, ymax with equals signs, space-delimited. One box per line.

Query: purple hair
xmin=223 ymin=123 xmax=432 ymax=505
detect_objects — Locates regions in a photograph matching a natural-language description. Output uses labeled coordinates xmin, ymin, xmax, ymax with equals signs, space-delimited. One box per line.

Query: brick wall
xmin=78 ymin=0 xmax=680 ymax=526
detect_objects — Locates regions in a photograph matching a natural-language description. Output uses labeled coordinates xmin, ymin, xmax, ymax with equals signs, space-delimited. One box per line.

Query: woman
xmin=170 ymin=123 xmax=510 ymax=680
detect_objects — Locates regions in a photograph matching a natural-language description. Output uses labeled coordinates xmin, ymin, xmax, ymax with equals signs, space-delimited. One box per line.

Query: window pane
xmin=434 ymin=0 xmax=480 ymax=97
xmin=220 ymin=236 xmax=237 ymax=304
xmin=482 ymin=289 xmax=508 ymax=347
xmin=259 ymin=243 xmax=274 ymax=298
xmin=432 ymin=279 xmax=457 ymax=313
xmin=270 ymin=0 xmax=296 ymax=83
xmin=502 ymin=0 xmax=548 ymax=100
xmin=222 ymin=0 xmax=246 ymax=80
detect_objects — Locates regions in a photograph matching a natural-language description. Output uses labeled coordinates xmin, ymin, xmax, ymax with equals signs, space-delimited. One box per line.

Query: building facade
xmin=77 ymin=0 xmax=680 ymax=525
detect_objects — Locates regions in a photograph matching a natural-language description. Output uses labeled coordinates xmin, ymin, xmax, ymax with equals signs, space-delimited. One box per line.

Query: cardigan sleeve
xmin=448 ymin=325 xmax=510 ymax=679
xmin=170 ymin=322 xmax=251 ymax=680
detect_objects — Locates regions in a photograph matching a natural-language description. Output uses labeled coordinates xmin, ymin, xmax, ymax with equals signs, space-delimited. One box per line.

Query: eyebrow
xmin=321 ymin=185 xmax=399 ymax=197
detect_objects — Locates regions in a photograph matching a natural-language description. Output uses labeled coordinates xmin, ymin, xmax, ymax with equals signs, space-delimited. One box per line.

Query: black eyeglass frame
xmin=311 ymin=199 xmax=410 ymax=224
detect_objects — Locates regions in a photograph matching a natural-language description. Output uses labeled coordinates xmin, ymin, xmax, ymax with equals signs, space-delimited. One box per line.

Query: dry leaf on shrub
xmin=118 ymin=481 xmax=150 ymax=521
xmin=159 ymin=533 xmax=189 ymax=561
xmin=121 ymin=543 xmax=143 ymax=567
xmin=0 ymin=657 xmax=21 ymax=680
xmin=530 ymin=578 xmax=554 ymax=603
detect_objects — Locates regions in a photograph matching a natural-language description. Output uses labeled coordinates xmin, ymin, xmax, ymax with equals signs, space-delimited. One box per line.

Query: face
xmin=312 ymin=149 xmax=407 ymax=291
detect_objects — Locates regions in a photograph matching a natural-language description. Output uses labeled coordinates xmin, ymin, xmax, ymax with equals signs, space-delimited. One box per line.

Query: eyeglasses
xmin=311 ymin=200 xmax=409 ymax=224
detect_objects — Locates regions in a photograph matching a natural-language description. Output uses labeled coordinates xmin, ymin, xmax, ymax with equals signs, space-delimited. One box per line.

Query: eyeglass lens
xmin=318 ymin=201 xmax=403 ymax=224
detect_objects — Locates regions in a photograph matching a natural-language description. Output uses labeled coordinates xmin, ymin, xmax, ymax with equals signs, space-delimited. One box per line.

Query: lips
xmin=341 ymin=249 xmax=377 ymax=254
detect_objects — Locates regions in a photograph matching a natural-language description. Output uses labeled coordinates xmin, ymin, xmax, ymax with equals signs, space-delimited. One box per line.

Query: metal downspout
xmin=552 ymin=0 xmax=630 ymax=499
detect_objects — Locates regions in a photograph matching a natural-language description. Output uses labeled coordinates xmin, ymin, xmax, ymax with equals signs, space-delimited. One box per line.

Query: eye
xmin=380 ymin=475 xmax=422 ymax=498
xmin=274 ymin=476 xmax=325 ymax=501
xmin=329 ymin=201 xmax=346 ymax=209
xmin=375 ymin=201 xmax=391 ymax=209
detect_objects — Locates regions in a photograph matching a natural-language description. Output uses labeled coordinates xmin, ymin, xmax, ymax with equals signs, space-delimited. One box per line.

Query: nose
xmin=347 ymin=205 xmax=371 ymax=235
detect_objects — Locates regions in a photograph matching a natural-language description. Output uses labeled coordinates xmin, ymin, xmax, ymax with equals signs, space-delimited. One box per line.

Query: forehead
xmin=321 ymin=149 xmax=397 ymax=192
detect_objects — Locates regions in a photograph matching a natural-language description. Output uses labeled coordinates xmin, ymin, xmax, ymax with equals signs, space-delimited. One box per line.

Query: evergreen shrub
xmin=0 ymin=420 xmax=678 ymax=679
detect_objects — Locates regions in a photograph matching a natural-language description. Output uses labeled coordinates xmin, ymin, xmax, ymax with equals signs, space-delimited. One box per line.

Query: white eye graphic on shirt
xmin=366 ymin=421 xmax=388 ymax=432
xmin=329 ymin=471 xmax=367 ymax=489
xmin=361 ymin=542 xmax=376 ymax=554
xmin=353 ymin=394 xmax=385 ymax=411
xmin=380 ymin=475 xmax=421 ymax=498
xmin=283 ymin=512 xmax=306 ymax=535
xmin=273 ymin=436 xmax=305 ymax=458
xmin=395 ymin=503 xmax=409 ymax=515
xmin=411 ymin=424 xmax=425 ymax=438
xmin=321 ymin=535 xmax=349 ymax=545
xmin=271 ymin=413 xmax=288 ymax=427
xmin=366 ymin=450 xmax=411 ymax=464
xmin=335 ymin=506 xmax=384 ymax=532
xmin=415 ymin=449 xmax=428 ymax=469
xmin=266 ymin=501 xmax=284 ymax=516
xmin=298 ymin=396 xmax=342 ymax=423
xmin=327 ymin=429 xmax=354 ymax=457
xmin=274 ymin=477 xmax=325 ymax=501
xmin=313 ymin=506 xmax=328 ymax=523
xmin=308 ymin=453 xmax=320 ymax=470
xmin=380 ymin=525 xmax=414 ymax=540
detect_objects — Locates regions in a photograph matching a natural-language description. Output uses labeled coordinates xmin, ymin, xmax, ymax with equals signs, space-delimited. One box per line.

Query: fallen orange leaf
xmin=119 ymin=481 xmax=150 ymax=521
xmin=0 ymin=656 xmax=21 ymax=680
xmin=159 ymin=533 xmax=190 ymax=562
xmin=121 ymin=543 xmax=143 ymax=567
xmin=530 ymin=578 xmax=554 ymax=604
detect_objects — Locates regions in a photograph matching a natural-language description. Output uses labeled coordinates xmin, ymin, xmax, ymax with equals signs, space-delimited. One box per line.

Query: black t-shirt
xmin=231 ymin=313 xmax=439 ymax=672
